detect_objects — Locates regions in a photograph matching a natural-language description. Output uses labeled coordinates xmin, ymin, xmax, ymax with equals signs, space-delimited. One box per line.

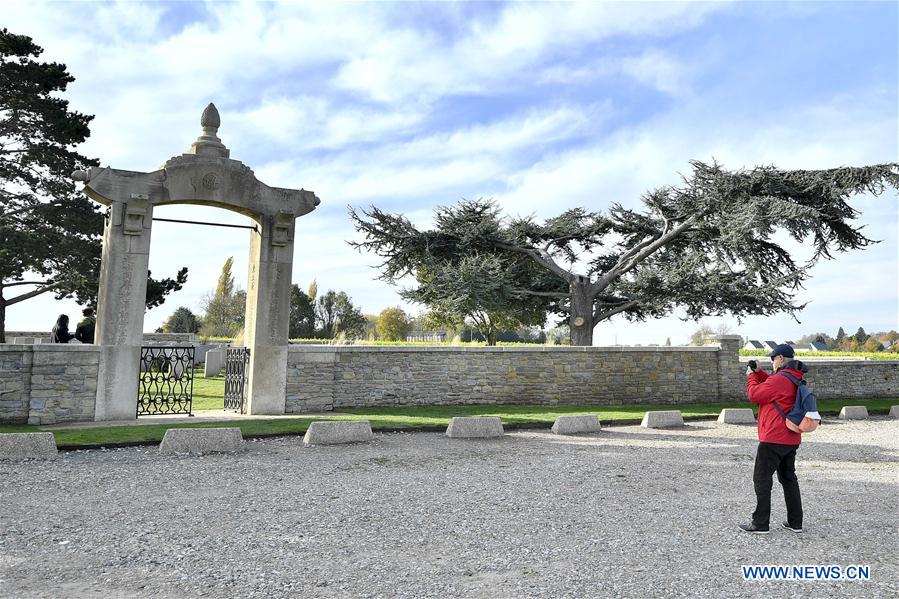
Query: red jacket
xmin=746 ymin=367 xmax=803 ymax=446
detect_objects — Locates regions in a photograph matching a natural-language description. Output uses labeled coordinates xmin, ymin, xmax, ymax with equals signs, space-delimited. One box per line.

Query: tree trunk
xmin=569 ymin=279 xmax=594 ymax=346
xmin=0 ymin=296 xmax=5 ymax=344
xmin=486 ymin=329 xmax=497 ymax=346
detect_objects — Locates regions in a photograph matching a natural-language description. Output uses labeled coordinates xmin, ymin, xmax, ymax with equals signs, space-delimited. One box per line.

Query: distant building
xmin=743 ymin=340 xmax=779 ymax=351
xmin=745 ymin=339 xmax=828 ymax=352
xmin=406 ymin=330 xmax=448 ymax=343
xmin=788 ymin=341 xmax=829 ymax=352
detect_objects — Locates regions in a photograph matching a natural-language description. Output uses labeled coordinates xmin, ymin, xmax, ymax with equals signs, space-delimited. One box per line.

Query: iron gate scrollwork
xmin=224 ymin=347 xmax=250 ymax=412
xmin=137 ymin=346 xmax=194 ymax=416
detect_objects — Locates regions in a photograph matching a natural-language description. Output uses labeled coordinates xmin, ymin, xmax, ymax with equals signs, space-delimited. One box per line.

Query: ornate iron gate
xmin=224 ymin=347 xmax=250 ymax=412
xmin=137 ymin=346 xmax=194 ymax=416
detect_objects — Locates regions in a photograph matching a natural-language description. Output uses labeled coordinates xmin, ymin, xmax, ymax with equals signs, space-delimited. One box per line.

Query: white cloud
xmin=3 ymin=1 xmax=895 ymax=343
xmin=333 ymin=2 xmax=725 ymax=101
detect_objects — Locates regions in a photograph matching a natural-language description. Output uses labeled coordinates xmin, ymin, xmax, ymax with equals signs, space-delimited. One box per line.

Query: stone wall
xmin=5 ymin=332 xmax=199 ymax=345
xmin=285 ymin=345 xmax=722 ymax=413
xmin=751 ymin=358 xmax=899 ymax=400
xmin=285 ymin=340 xmax=899 ymax=414
xmin=0 ymin=345 xmax=99 ymax=425
xmin=0 ymin=346 xmax=31 ymax=423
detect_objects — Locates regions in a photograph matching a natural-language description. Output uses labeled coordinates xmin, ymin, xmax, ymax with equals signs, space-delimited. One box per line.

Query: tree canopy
xmin=314 ymin=290 xmax=366 ymax=340
xmin=350 ymin=160 xmax=898 ymax=345
xmin=376 ymin=306 xmax=412 ymax=342
xmin=288 ymin=284 xmax=315 ymax=339
xmin=200 ymin=258 xmax=245 ymax=338
xmin=0 ymin=29 xmax=186 ymax=341
xmin=162 ymin=306 xmax=200 ymax=334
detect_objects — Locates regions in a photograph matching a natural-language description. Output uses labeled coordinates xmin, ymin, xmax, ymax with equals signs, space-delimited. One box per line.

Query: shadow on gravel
xmin=529 ymin=426 xmax=899 ymax=465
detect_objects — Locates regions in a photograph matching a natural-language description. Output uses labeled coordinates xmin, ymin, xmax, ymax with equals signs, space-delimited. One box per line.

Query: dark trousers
xmin=752 ymin=442 xmax=803 ymax=529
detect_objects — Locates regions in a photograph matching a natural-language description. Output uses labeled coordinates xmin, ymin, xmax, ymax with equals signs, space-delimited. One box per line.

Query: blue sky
xmin=4 ymin=1 xmax=897 ymax=344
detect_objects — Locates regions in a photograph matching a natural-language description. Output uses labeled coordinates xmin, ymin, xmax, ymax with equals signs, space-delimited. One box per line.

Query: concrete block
xmin=303 ymin=420 xmax=373 ymax=446
xmin=204 ymin=349 xmax=225 ymax=377
xmin=159 ymin=427 xmax=244 ymax=455
xmin=890 ymin=405 xmax=899 ymax=419
xmin=717 ymin=408 xmax=756 ymax=424
xmin=446 ymin=416 xmax=504 ymax=438
xmin=0 ymin=432 xmax=58 ymax=460
xmin=551 ymin=414 xmax=602 ymax=435
xmin=641 ymin=410 xmax=684 ymax=428
xmin=838 ymin=406 xmax=868 ymax=420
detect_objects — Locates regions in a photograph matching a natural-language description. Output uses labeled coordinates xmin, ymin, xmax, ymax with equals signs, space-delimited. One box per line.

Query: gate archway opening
xmin=73 ymin=103 xmax=319 ymax=420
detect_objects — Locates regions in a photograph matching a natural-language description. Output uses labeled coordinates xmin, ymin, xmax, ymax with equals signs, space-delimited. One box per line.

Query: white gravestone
xmin=204 ymin=348 xmax=226 ymax=378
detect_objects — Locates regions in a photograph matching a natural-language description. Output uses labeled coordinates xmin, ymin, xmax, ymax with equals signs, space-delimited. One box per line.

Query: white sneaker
xmin=781 ymin=521 xmax=803 ymax=533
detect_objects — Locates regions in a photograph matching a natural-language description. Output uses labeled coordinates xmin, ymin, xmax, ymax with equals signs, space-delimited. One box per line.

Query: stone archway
xmin=72 ymin=104 xmax=319 ymax=420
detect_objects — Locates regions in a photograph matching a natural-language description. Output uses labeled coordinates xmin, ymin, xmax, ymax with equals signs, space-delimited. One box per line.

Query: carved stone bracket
xmin=123 ymin=196 xmax=149 ymax=235
xmin=271 ymin=211 xmax=294 ymax=247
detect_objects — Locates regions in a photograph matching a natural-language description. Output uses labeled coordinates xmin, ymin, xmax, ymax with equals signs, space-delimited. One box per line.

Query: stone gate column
xmin=94 ymin=195 xmax=153 ymax=420
xmin=244 ymin=211 xmax=296 ymax=414
xmin=704 ymin=334 xmax=743 ymax=402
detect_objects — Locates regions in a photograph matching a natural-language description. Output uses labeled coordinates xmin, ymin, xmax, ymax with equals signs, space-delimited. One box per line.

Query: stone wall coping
xmin=738 ymin=357 xmax=899 ymax=365
xmin=287 ymin=345 xmax=720 ymax=354
xmin=0 ymin=344 xmax=101 ymax=353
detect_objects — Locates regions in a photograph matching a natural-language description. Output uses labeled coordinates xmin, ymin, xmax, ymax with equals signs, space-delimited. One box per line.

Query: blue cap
xmin=768 ymin=344 xmax=795 ymax=359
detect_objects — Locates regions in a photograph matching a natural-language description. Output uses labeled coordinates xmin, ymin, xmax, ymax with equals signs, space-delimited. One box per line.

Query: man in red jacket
xmin=740 ymin=344 xmax=806 ymax=534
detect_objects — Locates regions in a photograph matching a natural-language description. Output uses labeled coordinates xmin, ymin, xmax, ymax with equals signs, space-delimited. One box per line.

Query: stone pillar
xmin=94 ymin=196 xmax=153 ymax=420
xmin=243 ymin=211 xmax=295 ymax=414
xmin=704 ymin=334 xmax=743 ymax=402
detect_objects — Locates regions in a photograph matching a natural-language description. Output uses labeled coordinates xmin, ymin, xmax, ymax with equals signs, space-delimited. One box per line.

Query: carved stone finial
xmin=187 ymin=102 xmax=229 ymax=158
xmin=201 ymin=103 xmax=221 ymax=131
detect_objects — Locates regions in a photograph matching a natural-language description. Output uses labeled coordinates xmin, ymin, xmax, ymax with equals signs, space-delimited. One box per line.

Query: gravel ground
xmin=1 ymin=418 xmax=896 ymax=598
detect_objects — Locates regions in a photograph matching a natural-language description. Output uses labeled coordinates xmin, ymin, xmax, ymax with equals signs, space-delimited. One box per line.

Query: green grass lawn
xmin=192 ymin=370 xmax=225 ymax=410
xmin=1 ymin=398 xmax=894 ymax=449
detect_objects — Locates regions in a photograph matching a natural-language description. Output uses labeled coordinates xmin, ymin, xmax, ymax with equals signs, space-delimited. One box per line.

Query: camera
xmin=748 ymin=360 xmax=758 ymax=371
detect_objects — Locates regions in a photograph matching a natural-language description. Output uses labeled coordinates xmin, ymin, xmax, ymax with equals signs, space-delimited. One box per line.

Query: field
xmin=738 ymin=349 xmax=898 ymax=360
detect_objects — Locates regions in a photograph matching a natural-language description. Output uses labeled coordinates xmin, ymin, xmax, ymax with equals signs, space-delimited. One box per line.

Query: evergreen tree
xmin=288 ymin=284 xmax=315 ymax=339
xmin=351 ymin=161 xmax=898 ymax=345
xmin=0 ymin=29 xmax=186 ymax=341
xmin=163 ymin=307 xmax=200 ymax=333
xmin=854 ymin=327 xmax=869 ymax=344
xmin=835 ymin=327 xmax=846 ymax=344
xmin=200 ymin=257 xmax=245 ymax=338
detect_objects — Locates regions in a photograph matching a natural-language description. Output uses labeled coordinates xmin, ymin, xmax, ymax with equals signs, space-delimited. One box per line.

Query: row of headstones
xmin=2 ymin=406 xmax=896 ymax=459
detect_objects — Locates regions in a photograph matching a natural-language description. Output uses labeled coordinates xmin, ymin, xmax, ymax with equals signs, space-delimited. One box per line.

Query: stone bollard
xmin=551 ymin=414 xmax=602 ymax=435
xmin=0 ymin=432 xmax=58 ymax=460
xmin=838 ymin=406 xmax=869 ymax=420
xmin=889 ymin=405 xmax=899 ymax=419
xmin=717 ymin=409 xmax=756 ymax=424
xmin=159 ymin=427 xmax=245 ymax=455
xmin=303 ymin=420 xmax=373 ymax=446
xmin=446 ymin=416 xmax=504 ymax=438
xmin=641 ymin=410 xmax=684 ymax=428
